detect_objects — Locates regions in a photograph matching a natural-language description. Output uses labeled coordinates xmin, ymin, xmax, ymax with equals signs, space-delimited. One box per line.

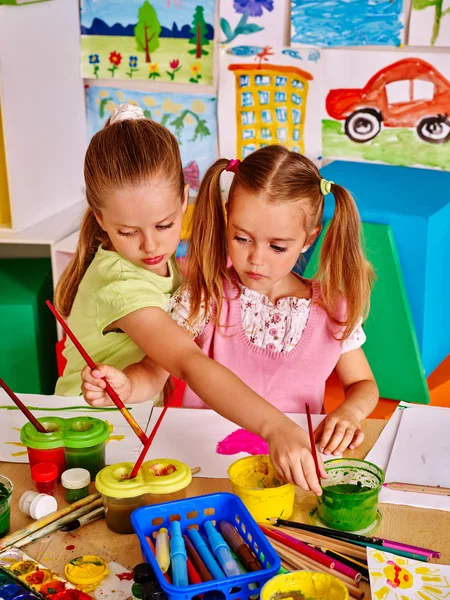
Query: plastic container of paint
xmin=227 ymin=455 xmax=295 ymax=522
xmin=0 ymin=475 xmax=13 ymax=537
xmin=261 ymin=571 xmax=349 ymax=600
xmin=19 ymin=491 xmax=57 ymax=520
xmin=64 ymin=555 xmax=109 ymax=588
xmin=61 ymin=468 xmax=91 ymax=504
xmin=317 ymin=458 xmax=385 ymax=532
xmin=95 ymin=459 xmax=192 ymax=534
xmin=31 ymin=463 xmax=58 ymax=496
xmin=20 ymin=416 xmax=109 ymax=481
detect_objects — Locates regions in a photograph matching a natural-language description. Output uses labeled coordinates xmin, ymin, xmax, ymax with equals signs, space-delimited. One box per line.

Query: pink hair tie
xmin=225 ymin=158 xmax=241 ymax=173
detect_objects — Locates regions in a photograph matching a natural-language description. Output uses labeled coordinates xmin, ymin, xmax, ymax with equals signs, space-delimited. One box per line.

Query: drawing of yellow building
xmin=228 ymin=63 xmax=313 ymax=158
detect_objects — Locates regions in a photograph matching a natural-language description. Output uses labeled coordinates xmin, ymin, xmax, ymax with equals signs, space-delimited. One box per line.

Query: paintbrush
xmin=60 ymin=506 xmax=105 ymax=532
xmin=46 ymin=300 xmax=148 ymax=445
xmin=305 ymin=402 xmax=321 ymax=481
xmin=0 ymin=378 xmax=47 ymax=433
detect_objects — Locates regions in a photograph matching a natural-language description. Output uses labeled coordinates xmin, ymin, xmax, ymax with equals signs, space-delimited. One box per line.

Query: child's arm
xmin=87 ymin=306 xmax=326 ymax=494
xmin=315 ymin=348 xmax=378 ymax=456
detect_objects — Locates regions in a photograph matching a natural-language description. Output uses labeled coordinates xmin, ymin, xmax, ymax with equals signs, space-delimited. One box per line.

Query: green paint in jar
xmin=61 ymin=468 xmax=91 ymax=504
xmin=0 ymin=476 xmax=13 ymax=537
xmin=317 ymin=458 xmax=384 ymax=532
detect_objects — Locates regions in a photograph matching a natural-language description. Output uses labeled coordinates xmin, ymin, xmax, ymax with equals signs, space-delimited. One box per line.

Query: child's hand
xmin=314 ymin=406 xmax=364 ymax=456
xmin=81 ymin=364 xmax=132 ymax=407
xmin=266 ymin=423 xmax=327 ymax=496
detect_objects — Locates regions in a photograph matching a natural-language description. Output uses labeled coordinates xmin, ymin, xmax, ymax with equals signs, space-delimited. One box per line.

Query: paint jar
xmin=64 ymin=417 xmax=110 ymax=480
xmin=20 ymin=417 xmax=67 ymax=480
xmin=64 ymin=555 xmax=109 ymax=588
xmin=61 ymin=468 xmax=91 ymax=504
xmin=19 ymin=491 xmax=57 ymax=520
xmin=261 ymin=571 xmax=349 ymax=600
xmin=31 ymin=462 xmax=58 ymax=496
xmin=0 ymin=475 xmax=13 ymax=537
xmin=132 ymin=563 xmax=157 ymax=600
xmin=142 ymin=581 xmax=167 ymax=600
xmin=228 ymin=455 xmax=295 ymax=522
xmin=95 ymin=459 xmax=192 ymax=534
xmin=317 ymin=458 xmax=385 ymax=532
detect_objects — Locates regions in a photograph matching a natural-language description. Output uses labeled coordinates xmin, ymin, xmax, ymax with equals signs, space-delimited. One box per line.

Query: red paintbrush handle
xmin=46 ymin=300 xmax=148 ymax=444
xmin=306 ymin=402 xmax=321 ymax=480
xmin=0 ymin=378 xmax=47 ymax=433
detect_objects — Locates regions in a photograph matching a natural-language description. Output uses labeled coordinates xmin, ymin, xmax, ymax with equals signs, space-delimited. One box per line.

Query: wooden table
xmin=1 ymin=419 xmax=449 ymax=596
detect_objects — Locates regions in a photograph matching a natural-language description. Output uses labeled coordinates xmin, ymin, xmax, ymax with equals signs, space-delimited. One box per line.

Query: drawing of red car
xmin=326 ymin=58 xmax=450 ymax=144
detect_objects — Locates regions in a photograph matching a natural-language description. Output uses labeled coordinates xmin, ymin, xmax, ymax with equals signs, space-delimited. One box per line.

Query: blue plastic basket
xmin=131 ymin=492 xmax=280 ymax=600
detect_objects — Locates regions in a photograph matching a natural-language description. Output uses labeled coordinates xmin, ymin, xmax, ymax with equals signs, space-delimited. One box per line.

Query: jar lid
xmin=64 ymin=418 xmax=110 ymax=448
xmin=64 ymin=556 xmax=109 ymax=586
xmin=142 ymin=582 xmax=166 ymax=600
xmin=20 ymin=418 xmax=65 ymax=449
xmin=31 ymin=462 xmax=59 ymax=483
xmin=30 ymin=494 xmax=57 ymax=519
xmin=62 ymin=468 xmax=91 ymax=490
xmin=133 ymin=563 xmax=156 ymax=585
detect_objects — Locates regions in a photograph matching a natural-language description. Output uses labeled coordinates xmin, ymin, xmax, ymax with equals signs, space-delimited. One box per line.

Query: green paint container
xmin=317 ymin=459 xmax=384 ymax=532
xmin=0 ymin=476 xmax=13 ymax=537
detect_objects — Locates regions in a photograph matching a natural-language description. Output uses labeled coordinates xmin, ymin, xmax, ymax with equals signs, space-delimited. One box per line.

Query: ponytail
xmin=316 ymin=184 xmax=374 ymax=340
xmin=54 ymin=208 xmax=107 ymax=317
xmin=187 ymin=158 xmax=232 ymax=326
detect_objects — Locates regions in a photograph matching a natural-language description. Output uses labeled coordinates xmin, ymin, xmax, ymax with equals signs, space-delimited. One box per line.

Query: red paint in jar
xmin=27 ymin=447 xmax=66 ymax=480
xmin=31 ymin=462 xmax=59 ymax=495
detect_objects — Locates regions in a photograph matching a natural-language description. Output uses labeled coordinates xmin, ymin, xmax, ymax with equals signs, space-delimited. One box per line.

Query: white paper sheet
xmin=409 ymin=1 xmax=450 ymax=47
xmin=145 ymin=407 xmax=327 ymax=478
xmin=0 ymin=392 xmax=152 ymax=465
xmin=220 ymin=0 xmax=289 ymax=47
xmin=366 ymin=403 xmax=450 ymax=512
xmin=219 ymin=45 xmax=323 ymax=166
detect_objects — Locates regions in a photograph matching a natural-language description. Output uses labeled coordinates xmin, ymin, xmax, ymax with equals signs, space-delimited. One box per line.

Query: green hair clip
xmin=320 ymin=178 xmax=334 ymax=196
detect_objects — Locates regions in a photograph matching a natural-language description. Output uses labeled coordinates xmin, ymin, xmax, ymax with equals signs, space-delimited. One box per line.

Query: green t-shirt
xmin=55 ymin=246 xmax=181 ymax=397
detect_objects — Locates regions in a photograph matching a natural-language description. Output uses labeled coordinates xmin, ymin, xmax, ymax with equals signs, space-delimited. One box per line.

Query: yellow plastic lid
xmin=64 ymin=556 xmax=109 ymax=586
xmin=95 ymin=458 xmax=192 ymax=499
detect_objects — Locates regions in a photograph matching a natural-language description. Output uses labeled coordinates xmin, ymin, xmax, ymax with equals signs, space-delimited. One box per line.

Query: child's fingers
xmin=349 ymin=429 xmax=365 ymax=450
xmin=81 ymin=365 xmax=105 ymax=388
xmin=313 ymin=420 xmax=325 ymax=442
xmin=322 ymin=424 xmax=347 ymax=455
xmin=333 ymin=428 xmax=357 ymax=455
xmin=82 ymin=381 xmax=105 ymax=393
xmin=318 ymin=418 xmax=337 ymax=452
xmin=302 ymin=456 xmax=323 ymax=496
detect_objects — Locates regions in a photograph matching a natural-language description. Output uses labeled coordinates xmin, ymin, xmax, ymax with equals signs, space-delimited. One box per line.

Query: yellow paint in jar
xmin=64 ymin=556 xmax=109 ymax=590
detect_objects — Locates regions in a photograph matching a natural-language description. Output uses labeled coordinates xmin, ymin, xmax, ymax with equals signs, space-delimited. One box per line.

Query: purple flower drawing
xmin=233 ymin=0 xmax=274 ymax=17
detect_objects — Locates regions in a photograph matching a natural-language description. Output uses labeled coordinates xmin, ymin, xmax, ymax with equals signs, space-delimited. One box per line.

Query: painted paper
xmin=0 ymin=392 xmax=152 ymax=464
xmin=322 ymin=50 xmax=450 ymax=170
xmin=409 ymin=0 xmax=450 ymax=47
xmin=219 ymin=45 xmax=323 ymax=164
xmin=291 ymin=0 xmax=404 ymax=47
xmin=80 ymin=0 xmax=216 ymax=85
xmin=86 ymin=85 xmax=218 ymax=189
xmin=145 ymin=407 xmax=327 ymax=478
xmin=368 ymin=548 xmax=450 ymax=599
xmin=220 ymin=0 xmax=289 ymax=47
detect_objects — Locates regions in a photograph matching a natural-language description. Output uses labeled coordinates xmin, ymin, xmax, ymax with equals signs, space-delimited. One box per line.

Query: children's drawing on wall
xmin=322 ymin=51 xmax=450 ymax=170
xmin=218 ymin=45 xmax=323 ymax=165
xmin=291 ymin=0 xmax=405 ymax=47
xmin=220 ymin=0 xmax=289 ymax=47
xmin=80 ymin=0 xmax=216 ymax=84
xmin=409 ymin=0 xmax=450 ymax=47
xmin=86 ymin=86 xmax=218 ymax=189
xmin=367 ymin=548 xmax=450 ymax=599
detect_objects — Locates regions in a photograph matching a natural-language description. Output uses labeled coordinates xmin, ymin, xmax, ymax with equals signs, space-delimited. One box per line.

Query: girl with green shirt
xmin=55 ymin=104 xmax=325 ymax=495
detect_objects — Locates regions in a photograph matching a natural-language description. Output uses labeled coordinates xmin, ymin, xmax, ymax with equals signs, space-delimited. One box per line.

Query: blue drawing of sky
xmin=85 ymin=86 xmax=218 ymax=181
xmin=291 ymin=0 xmax=404 ymax=46
xmin=81 ymin=0 xmax=215 ymax=29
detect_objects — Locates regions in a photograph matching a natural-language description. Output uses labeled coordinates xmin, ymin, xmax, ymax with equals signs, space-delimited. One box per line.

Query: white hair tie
xmin=110 ymin=103 xmax=145 ymax=124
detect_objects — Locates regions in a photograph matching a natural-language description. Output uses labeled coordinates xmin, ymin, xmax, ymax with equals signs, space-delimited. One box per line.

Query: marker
xmin=219 ymin=521 xmax=262 ymax=571
xmin=188 ymin=529 xmax=226 ymax=580
xmin=204 ymin=521 xmax=241 ymax=577
xmin=183 ymin=535 xmax=213 ymax=582
xmin=146 ymin=537 xmax=171 ymax=584
xmin=170 ymin=522 xmax=188 ymax=587
xmin=155 ymin=528 xmax=170 ymax=574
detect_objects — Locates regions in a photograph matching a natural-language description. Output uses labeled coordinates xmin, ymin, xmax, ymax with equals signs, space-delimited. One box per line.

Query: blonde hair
xmin=188 ymin=146 xmax=374 ymax=340
xmin=55 ymin=117 xmax=184 ymax=317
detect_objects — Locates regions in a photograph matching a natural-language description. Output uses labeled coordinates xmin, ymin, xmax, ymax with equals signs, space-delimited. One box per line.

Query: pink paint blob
xmin=216 ymin=428 xmax=269 ymax=456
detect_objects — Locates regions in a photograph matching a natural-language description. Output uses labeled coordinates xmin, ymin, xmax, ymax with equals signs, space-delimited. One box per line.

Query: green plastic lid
xmin=20 ymin=416 xmax=110 ymax=450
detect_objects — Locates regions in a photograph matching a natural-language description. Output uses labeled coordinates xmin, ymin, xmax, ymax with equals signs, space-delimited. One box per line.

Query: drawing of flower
xmin=148 ymin=63 xmax=161 ymax=81
xmin=126 ymin=55 xmax=139 ymax=78
xmin=108 ymin=51 xmax=122 ymax=77
xmin=233 ymin=0 xmax=274 ymax=17
xmin=89 ymin=54 xmax=100 ymax=79
xmin=166 ymin=58 xmax=182 ymax=81
xmin=189 ymin=63 xmax=202 ymax=84
xmin=221 ymin=0 xmax=273 ymax=44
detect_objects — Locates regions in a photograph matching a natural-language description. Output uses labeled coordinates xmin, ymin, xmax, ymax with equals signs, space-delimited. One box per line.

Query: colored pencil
xmin=269 ymin=517 xmax=439 ymax=558
xmin=130 ymin=378 xmax=182 ymax=479
xmin=321 ymin=549 xmax=369 ymax=581
xmin=305 ymin=402 xmax=321 ymax=481
xmin=46 ymin=300 xmax=148 ymax=445
xmin=183 ymin=534 xmax=213 ymax=582
xmin=0 ymin=378 xmax=47 ymax=433
xmin=186 ymin=557 xmax=203 ymax=585
xmin=384 ymin=482 xmax=450 ymax=497
xmin=0 ymin=492 xmax=101 ymax=550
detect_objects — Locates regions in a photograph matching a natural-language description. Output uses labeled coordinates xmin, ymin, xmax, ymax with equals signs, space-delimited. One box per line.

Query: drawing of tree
xmin=134 ymin=1 xmax=162 ymax=63
xmin=413 ymin=0 xmax=450 ymax=45
xmin=188 ymin=6 xmax=210 ymax=58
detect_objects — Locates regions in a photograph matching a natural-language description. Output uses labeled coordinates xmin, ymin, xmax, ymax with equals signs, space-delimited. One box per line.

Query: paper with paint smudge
xmin=0 ymin=391 xmax=152 ymax=465
xmin=145 ymin=408 xmax=327 ymax=478
xmin=367 ymin=547 xmax=450 ymax=599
